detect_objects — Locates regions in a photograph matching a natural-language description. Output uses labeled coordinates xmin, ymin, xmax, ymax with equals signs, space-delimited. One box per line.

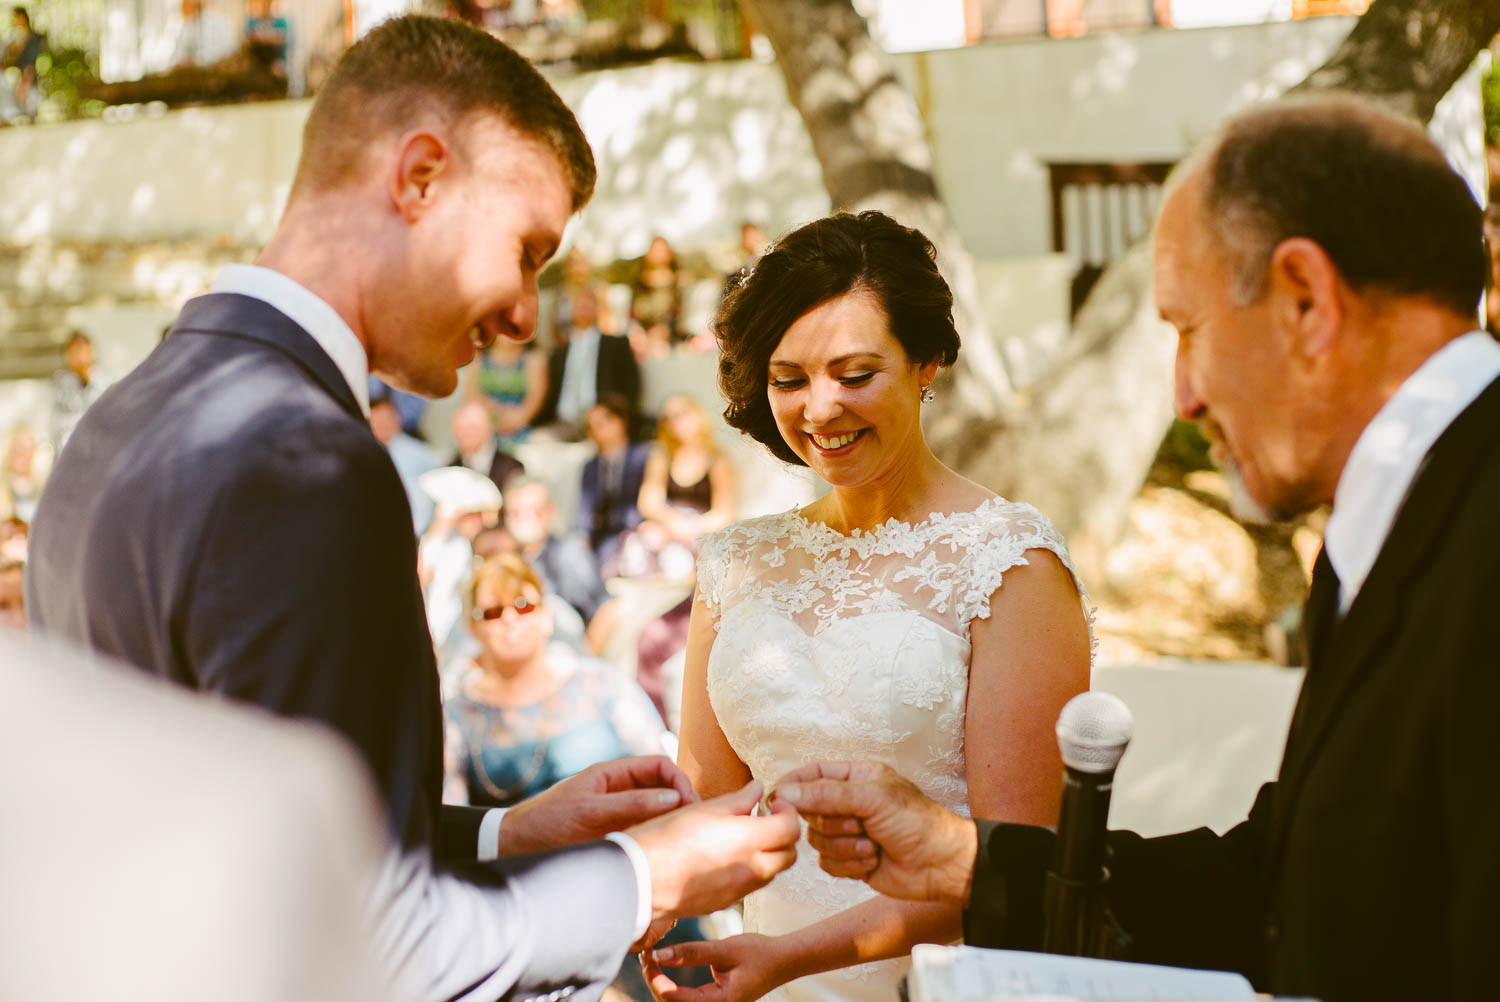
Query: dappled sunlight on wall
xmin=557 ymin=60 xmax=828 ymax=261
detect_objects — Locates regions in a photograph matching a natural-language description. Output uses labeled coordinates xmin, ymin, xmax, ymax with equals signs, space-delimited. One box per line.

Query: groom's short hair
xmin=290 ymin=14 xmax=595 ymax=210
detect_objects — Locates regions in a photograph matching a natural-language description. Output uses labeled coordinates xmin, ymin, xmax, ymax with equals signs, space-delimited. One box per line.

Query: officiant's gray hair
xmin=1176 ymin=94 xmax=1484 ymax=319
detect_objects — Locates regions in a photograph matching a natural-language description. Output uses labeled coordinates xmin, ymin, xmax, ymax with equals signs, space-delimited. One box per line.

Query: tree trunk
xmin=748 ymin=0 xmax=1499 ymax=578
xmin=1293 ymin=0 xmax=1500 ymax=120
xmin=739 ymin=0 xmax=1015 ymax=420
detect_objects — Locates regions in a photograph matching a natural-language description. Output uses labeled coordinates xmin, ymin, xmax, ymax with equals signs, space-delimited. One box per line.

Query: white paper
xmin=910 ymin=944 xmax=1255 ymax=1002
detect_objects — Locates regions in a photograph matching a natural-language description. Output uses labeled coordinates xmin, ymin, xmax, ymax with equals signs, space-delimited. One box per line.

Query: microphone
xmin=1042 ymin=691 xmax=1133 ymax=957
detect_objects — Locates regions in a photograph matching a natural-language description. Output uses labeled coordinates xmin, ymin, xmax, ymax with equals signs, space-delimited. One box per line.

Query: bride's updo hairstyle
xmin=714 ymin=210 xmax=960 ymax=466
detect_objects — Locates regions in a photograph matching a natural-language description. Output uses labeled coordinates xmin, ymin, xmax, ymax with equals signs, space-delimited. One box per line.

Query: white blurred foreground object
xmin=907 ymin=944 xmax=1252 ymax=1002
xmin=0 ymin=628 xmax=396 ymax=1002
xmin=419 ymin=465 xmax=504 ymax=513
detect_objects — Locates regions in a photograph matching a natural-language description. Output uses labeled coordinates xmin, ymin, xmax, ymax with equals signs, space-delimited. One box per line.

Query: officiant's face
xmin=768 ymin=290 xmax=938 ymax=489
xmin=1155 ymin=175 xmax=1312 ymax=521
xmin=373 ymin=114 xmax=571 ymax=398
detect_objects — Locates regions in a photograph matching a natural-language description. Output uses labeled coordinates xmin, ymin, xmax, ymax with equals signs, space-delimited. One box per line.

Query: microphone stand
xmin=1042 ymin=863 xmax=1131 ymax=958
xmin=1041 ymin=693 xmax=1135 ymax=959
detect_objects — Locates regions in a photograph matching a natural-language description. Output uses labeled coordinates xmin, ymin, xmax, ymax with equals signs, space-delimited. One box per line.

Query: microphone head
xmin=1056 ymin=691 xmax=1133 ymax=774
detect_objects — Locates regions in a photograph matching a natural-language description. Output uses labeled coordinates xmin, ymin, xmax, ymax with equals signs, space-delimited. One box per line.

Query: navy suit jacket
xmin=965 ymin=374 xmax=1500 ymax=1002
xmin=576 ymin=441 xmax=650 ymax=552
xmin=26 ymin=293 xmax=637 ymax=1001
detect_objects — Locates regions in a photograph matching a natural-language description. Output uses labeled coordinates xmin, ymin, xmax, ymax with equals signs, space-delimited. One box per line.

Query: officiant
xmin=770 ymin=93 xmax=1500 ymax=1002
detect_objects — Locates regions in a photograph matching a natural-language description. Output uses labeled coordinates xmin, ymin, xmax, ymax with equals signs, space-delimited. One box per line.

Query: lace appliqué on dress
xmin=697 ymin=497 xmax=1095 ymax=1002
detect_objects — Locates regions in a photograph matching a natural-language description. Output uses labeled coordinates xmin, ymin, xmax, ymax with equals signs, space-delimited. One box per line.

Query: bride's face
xmin=766 ymin=290 xmax=937 ymax=489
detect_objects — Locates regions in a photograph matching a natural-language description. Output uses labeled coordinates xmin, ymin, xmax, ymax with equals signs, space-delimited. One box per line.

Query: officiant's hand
xmin=496 ymin=755 xmax=698 ymax=855
xmin=772 ymin=760 xmax=978 ymax=906
xmin=644 ymin=932 xmax=788 ymax=1002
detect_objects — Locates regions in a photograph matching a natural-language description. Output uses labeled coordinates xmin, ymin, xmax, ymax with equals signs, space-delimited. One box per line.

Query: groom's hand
xmin=497 ymin=756 xmax=698 ymax=855
xmin=772 ymin=760 xmax=978 ymax=906
xmin=628 ymin=781 xmax=799 ymax=924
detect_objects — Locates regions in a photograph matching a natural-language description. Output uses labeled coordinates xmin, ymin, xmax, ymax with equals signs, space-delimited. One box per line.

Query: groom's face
xmin=370 ymin=113 xmax=571 ymax=399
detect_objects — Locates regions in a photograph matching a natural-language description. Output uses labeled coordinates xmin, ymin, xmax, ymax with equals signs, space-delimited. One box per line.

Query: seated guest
xmin=51 ymin=331 xmax=107 ymax=451
xmin=611 ymin=393 xmax=734 ymax=581
xmin=577 ymin=393 xmax=650 ymax=569
xmin=627 ymin=235 xmax=683 ymax=362
xmin=444 ymin=553 xmax=665 ymax=808
xmin=368 ymin=374 xmax=426 ymax=439
xmin=243 ymin=0 xmax=289 ymax=79
xmin=417 ymin=468 xmax=501 ymax=664
xmin=536 ymin=283 xmax=640 ymax=439
xmin=1 ymin=425 xmax=47 ymax=525
xmin=0 ymin=555 xmax=23 ymax=630
xmin=447 ymin=400 xmax=523 ymax=491
xmin=466 ymin=335 xmax=548 ymax=447
xmin=1 ymin=6 xmax=44 ymax=124
xmin=370 ymin=387 xmax=439 ymax=533
xmin=502 ymin=474 xmax=620 ymax=656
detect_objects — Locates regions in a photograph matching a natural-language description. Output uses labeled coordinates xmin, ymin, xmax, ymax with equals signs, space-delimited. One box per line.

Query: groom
xmin=26 ymin=15 xmax=797 ymax=1001
xmin=768 ymin=94 xmax=1500 ymax=1002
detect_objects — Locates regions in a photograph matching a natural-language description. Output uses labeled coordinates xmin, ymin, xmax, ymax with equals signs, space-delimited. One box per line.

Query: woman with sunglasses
xmin=443 ymin=553 xmax=669 ymax=809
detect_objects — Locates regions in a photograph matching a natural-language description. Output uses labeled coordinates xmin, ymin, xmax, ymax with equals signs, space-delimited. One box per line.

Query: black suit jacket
xmin=26 ymin=293 xmax=636 ymax=1000
xmin=967 ymin=374 xmax=1500 ymax=1002
xmin=536 ymin=331 xmax=640 ymax=427
xmin=446 ymin=445 xmax=525 ymax=493
xmin=576 ymin=441 xmax=650 ymax=552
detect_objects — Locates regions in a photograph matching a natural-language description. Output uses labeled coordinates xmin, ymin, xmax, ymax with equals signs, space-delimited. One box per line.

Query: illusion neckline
xmin=786 ymin=494 xmax=1007 ymax=541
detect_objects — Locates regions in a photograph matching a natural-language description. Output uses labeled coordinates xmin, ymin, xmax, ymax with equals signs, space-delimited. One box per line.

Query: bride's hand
xmin=643 ymin=933 xmax=790 ymax=1002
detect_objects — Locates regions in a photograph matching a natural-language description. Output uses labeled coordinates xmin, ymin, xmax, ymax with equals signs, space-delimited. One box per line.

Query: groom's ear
xmin=389 ymin=131 xmax=451 ymax=223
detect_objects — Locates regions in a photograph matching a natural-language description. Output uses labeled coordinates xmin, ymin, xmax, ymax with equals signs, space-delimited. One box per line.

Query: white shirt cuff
xmin=475 ymin=808 xmax=507 ymax=863
xmin=604 ymin=831 xmax=653 ymax=942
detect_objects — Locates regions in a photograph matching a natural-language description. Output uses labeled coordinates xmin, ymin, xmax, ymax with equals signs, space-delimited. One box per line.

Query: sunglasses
xmin=471 ymin=595 xmax=540 ymax=621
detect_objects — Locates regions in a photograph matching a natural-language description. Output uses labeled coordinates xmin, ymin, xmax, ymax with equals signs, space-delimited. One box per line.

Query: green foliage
xmin=1484 ymin=56 xmax=1500 ymax=148
xmin=1161 ymin=418 xmax=1214 ymax=473
xmin=35 ymin=45 xmax=106 ymax=122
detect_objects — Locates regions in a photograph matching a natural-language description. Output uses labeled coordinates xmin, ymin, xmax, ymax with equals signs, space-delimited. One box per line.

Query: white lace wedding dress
xmin=696 ymin=497 xmax=1089 ymax=1002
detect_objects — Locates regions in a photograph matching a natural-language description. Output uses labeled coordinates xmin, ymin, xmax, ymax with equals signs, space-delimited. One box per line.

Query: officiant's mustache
xmin=1202 ymin=419 xmax=1272 ymax=525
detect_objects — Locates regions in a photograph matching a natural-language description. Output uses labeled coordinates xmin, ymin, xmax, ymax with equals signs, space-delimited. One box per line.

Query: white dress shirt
xmin=557 ymin=327 xmax=602 ymax=427
xmin=206 ymin=265 xmax=652 ymax=938
xmin=210 ymin=264 xmax=372 ymax=417
xmin=1325 ymin=331 xmax=1500 ymax=613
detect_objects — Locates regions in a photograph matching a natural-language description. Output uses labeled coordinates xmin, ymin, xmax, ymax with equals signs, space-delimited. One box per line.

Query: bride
xmin=645 ymin=211 xmax=1093 ymax=1002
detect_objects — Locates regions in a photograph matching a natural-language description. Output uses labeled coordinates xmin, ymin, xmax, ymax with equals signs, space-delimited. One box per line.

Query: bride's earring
xmin=920 ymin=384 xmax=935 ymax=404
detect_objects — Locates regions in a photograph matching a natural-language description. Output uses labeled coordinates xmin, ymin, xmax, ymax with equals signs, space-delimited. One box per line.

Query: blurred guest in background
xmin=466 ymin=334 xmax=547 ymax=447
xmin=444 ymin=553 xmax=665 ymax=809
xmin=0 ymin=555 xmax=23 ymax=630
xmin=628 ymin=235 xmax=683 ymax=362
xmin=369 ymin=374 xmax=427 ymax=439
xmin=722 ymin=220 xmax=769 ymax=302
xmin=1 ymin=5 xmax=44 ymax=124
xmin=612 ymin=393 xmax=734 ymax=581
xmin=50 ymin=331 xmax=106 ymax=450
xmin=1 ymin=425 xmax=47 ymax=524
xmin=244 ymin=0 xmax=289 ymax=79
xmin=448 ymin=400 xmax=524 ymax=491
xmin=538 ymin=282 xmax=639 ymax=438
xmin=418 ymin=467 xmax=502 ymax=664
xmin=370 ymin=387 xmax=439 ymax=533
xmin=577 ymin=392 xmax=650 ymax=569
xmin=503 ymin=474 xmax=621 ymax=655
xmin=0 ymin=515 xmax=26 ymax=563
